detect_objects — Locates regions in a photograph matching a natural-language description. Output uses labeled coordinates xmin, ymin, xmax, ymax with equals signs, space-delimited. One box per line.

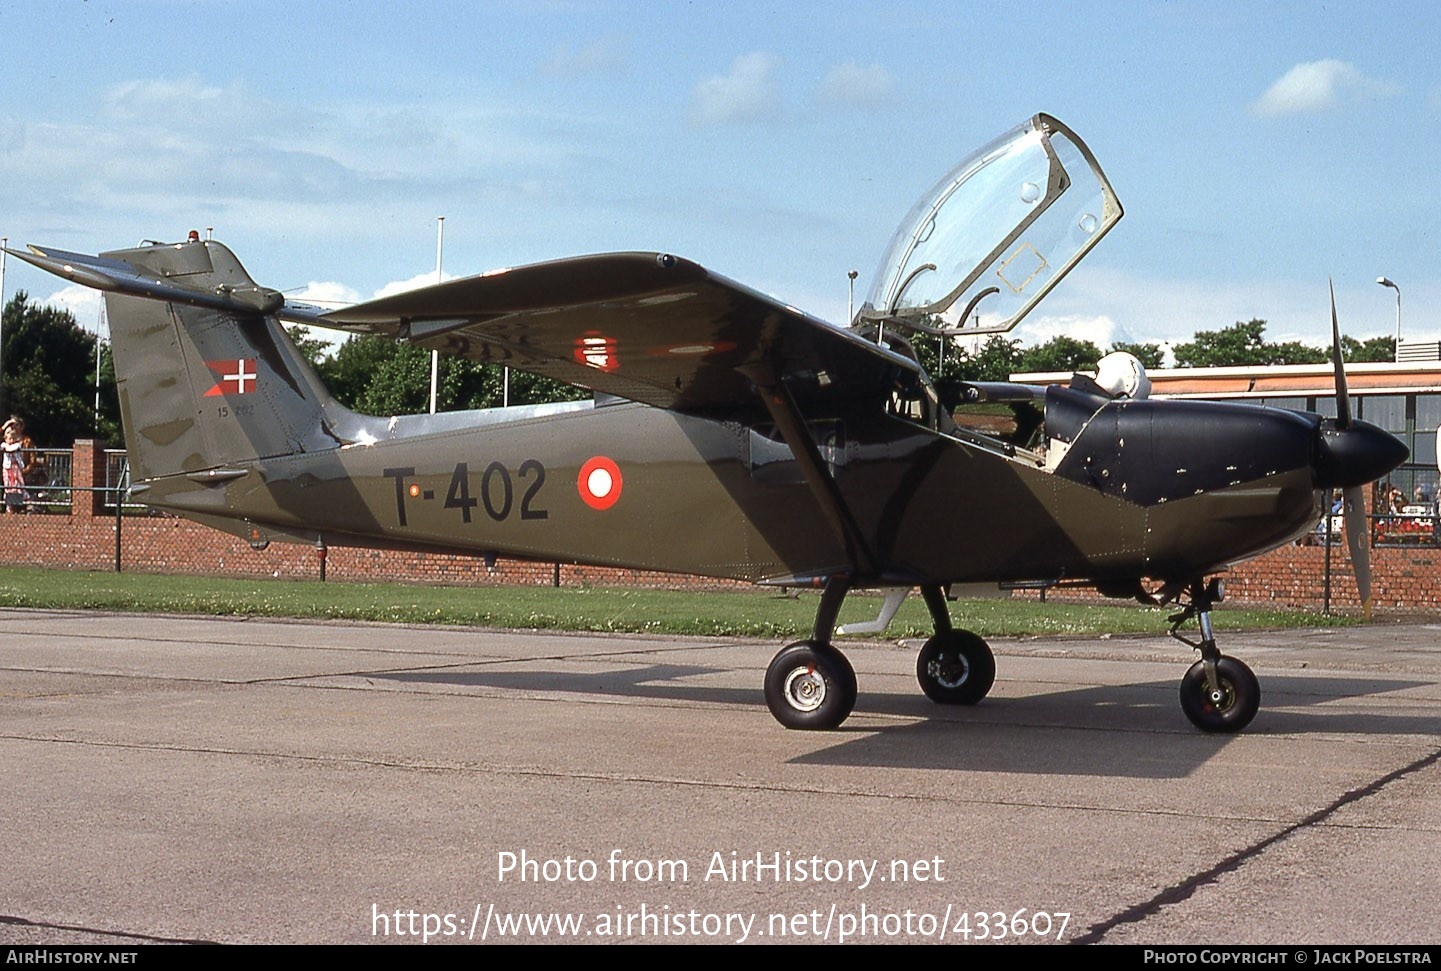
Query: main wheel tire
xmin=916 ymin=629 xmax=995 ymax=704
xmin=1179 ymin=656 xmax=1260 ymax=733
xmin=764 ymin=641 xmax=857 ymax=730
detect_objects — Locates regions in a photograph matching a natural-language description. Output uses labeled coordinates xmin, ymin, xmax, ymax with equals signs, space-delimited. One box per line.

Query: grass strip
xmin=0 ymin=566 xmax=1355 ymax=639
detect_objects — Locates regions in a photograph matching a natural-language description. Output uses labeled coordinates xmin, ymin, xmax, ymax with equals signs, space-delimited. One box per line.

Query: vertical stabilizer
xmin=11 ymin=239 xmax=349 ymax=482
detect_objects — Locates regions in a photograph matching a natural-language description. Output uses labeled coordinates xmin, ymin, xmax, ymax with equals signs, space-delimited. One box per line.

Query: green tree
xmin=1172 ymin=319 xmax=1268 ymax=367
xmin=1017 ymin=335 xmax=1104 ymax=374
xmin=1341 ymin=335 xmax=1395 ymax=363
xmin=0 ymin=292 xmax=120 ymax=446
xmin=285 ymin=325 xmax=333 ymax=372
xmin=317 ymin=335 xmax=411 ymax=410
xmin=961 ymin=335 xmax=1022 ymax=381
xmin=912 ymin=333 xmax=1023 ymax=383
xmin=317 ymin=334 xmax=586 ymax=415
xmin=1109 ymin=341 xmax=1165 ymax=369
xmin=909 ymin=330 xmax=964 ymax=384
xmin=354 ymin=342 xmax=434 ymax=415
xmin=1266 ymin=340 xmax=1329 ymax=366
xmin=1172 ymin=319 xmax=1330 ymax=367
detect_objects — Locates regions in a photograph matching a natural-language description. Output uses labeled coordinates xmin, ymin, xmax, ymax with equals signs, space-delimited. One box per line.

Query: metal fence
xmin=103 ymin=449 xmax=140 ymax=511
xmin=8 ymin=447 xmax=72 ymax=513
xmin=1371 ymin=511 xmax=1438 ymax=547
xmin=1307 ymin=510 xmax=1438 ymax=548
xmin=4 ymin=447 xmax=146 ymax=514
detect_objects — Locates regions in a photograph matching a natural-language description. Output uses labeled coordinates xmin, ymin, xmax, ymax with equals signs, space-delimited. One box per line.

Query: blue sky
xmin=2 ymin=0 xmax=1437 ymax=356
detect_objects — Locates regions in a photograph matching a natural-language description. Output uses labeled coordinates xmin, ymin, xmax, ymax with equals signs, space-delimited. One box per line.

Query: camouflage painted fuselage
xmin=136 ymin=388 xmax=1325 ymax=590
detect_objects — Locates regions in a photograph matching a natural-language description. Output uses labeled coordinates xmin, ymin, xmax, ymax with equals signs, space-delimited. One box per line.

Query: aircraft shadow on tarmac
xmin=367 ymin=664 xmax=1436 ymax=778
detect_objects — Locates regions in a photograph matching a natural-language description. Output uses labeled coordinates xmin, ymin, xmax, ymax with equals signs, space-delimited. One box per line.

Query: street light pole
xmin=431 ymin=217 xmax=444 ymax=414
xmin=0 ymin=237 xmax=7 ymax=402
xmin=847 ymin=269 xmax=858 ymax=323
xmin=1377 ymin=276 xmax=1401 ymax=361
xmin=95 ymin=304 xmax=105 ymax=431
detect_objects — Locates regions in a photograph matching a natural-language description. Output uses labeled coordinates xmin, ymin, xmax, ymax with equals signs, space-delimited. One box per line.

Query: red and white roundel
xmin=574 ymin=331 xmax=619 ymax=372
xmin=577 ymin=455 xmax=623 ymax=510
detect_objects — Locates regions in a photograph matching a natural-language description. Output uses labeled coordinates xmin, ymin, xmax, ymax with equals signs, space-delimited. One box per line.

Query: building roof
xmin=1013 ymin=361 xmax=1441 ymax=399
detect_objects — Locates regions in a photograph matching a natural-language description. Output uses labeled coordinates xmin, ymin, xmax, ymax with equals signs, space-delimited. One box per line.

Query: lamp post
xmin=847 ymin=269 xmax=858 ymax=323
xmin=431 ymin=217 xmax=444 ymax=414
xmin=1377 ymin=276 xmax=1400 ymax=361
xmin=1 ymin=237 xmax=7 ymax=401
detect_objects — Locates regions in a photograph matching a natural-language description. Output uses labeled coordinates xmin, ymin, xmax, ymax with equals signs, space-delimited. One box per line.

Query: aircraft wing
xmin=318 ymin=252 xmax=921 ymax=419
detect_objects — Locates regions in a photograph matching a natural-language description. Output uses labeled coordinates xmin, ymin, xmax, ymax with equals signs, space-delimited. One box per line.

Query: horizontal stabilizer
xmin=6 ymin=241 xmax=287 ymax=316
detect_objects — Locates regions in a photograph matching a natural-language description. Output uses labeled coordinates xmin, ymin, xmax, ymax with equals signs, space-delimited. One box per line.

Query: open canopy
xmin=859 ymin=113 xmax=1122 ymax=335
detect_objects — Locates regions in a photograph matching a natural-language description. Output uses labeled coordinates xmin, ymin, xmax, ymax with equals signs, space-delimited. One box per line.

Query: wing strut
xmin=744 ymin=367 xmax=879 ymax=578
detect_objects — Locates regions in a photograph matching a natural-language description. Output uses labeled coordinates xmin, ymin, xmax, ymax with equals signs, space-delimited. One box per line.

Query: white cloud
xmin=289 ymin=280 xmax=363 ymax=308
xmin=1013 ymin=313 xmax=1117 ymax=351
xmin=814 ymin=61 xmax=893 ymax=109
xmin=689 ymin=52 xmax=783 ymax=127
xmin=0 ymin=72 xmax=594 ymax=261
xmin=104 ymin=75 xmax=228 ymax=117
xmin=373 ymin=270 xmax=456 ymax=299
xmin=294 ymin=274 xmax=464 ymax=353
xmin=1251 ymin=60 xmax=1400 ymax=116
xmin=40 ymin=284 xmax=104 ymax=331
xmin=540 ymin=37 xmax=628 ymax=78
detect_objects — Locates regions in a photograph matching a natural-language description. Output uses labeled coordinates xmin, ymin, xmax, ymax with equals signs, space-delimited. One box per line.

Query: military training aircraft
xmin=9 ymin=114 xmax=1407 ymax=733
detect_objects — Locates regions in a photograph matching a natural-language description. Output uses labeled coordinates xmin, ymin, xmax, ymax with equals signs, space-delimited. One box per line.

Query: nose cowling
xmin=1313 ymin=418 xmax=1410 ymax=490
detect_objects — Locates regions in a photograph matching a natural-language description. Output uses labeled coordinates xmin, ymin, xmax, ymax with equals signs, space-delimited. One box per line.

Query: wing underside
xmin=316 ymin=252 xmax=920 ymax=420
xmin=6 ymin=242 xmax=920 ymax=423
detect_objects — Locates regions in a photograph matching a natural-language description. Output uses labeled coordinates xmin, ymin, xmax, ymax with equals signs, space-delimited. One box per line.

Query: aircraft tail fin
xmin=10 ymin=240 xmax=350 ymax=483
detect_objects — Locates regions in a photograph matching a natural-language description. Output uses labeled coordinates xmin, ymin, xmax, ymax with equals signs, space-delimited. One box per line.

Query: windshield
xmin=860 ymin=114 xmax=1122 ymax=334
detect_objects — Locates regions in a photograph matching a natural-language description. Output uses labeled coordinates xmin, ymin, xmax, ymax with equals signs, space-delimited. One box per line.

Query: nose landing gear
xmin=1169 ymin=578 xmax=1260 ymax=733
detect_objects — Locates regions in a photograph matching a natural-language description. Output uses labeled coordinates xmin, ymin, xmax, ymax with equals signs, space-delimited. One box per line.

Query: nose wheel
xmin=1179 ymin=655 xmax=1260 ymax=733
xmin=1169 ymin=578 xmax=1261 ymax=733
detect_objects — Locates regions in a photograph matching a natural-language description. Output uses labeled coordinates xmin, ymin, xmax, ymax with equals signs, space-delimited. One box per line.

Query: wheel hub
xmin=1206 ymin=681 xmax=1235 ymax=712
xmin=782 ymin=665 xmax=826 ymax=712
xmin=927 ymin=653 xmax=970 ymax=689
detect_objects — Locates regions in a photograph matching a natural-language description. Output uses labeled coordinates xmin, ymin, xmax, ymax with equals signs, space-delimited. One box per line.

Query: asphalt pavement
xmin=2 ymin=608 xmax=1439 ymax=944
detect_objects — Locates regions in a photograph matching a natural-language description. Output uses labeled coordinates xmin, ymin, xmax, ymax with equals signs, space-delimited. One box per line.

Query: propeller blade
xmin=1332 ymin=283 xmax=1374 ymax=619
xmin=1330 ymin=279 xmax=1352 ymax=430
xmin=1343 ymin=485 xmax=1372 ymax=619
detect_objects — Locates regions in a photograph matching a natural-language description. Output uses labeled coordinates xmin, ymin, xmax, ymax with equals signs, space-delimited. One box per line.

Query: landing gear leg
xmin=763 ymin=577 xmax=857 ymax=730
xmin=915 ymin=585 xmax=995 ymax=704
xmin=1168 ymin=578 xmax=1260 ymax=733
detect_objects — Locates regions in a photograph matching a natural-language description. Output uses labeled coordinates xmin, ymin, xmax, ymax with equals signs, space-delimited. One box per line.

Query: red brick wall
xmin=1220 ymin=542 xmax=1438 ymax=611
xmin=4 ymin=441 xmax=1435 ymax=609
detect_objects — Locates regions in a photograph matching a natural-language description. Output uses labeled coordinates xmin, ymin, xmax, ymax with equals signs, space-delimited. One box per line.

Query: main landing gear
xmin=1167 ymin=578 xmax=1261 ymax=733
xmin=914 ymin=585 xmax=995 ymax=705
xmin=763 ymin=580 xmax=997 ymax=730
xmin=764 ymin=578 xmax=858 ymax=730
